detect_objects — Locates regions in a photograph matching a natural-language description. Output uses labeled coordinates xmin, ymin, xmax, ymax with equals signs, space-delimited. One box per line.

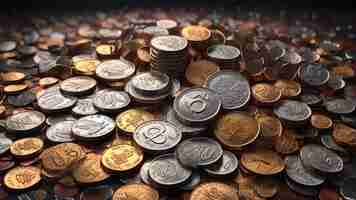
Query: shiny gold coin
xmin=73 ymin=59 xmax=100 ymax=75
xmin=333 ymin=123 xmax=356 ymax=147
xmin=38 ymin=77 xmax=59 ymax=88
xmin=113 ymin=183 xmax=159 ymax=200
xmin=1 ymin=72 xmax=25 ymax=83
xmin=214 ymin=112 xmax=260 ymax=150
xmin=186 ymin=60 xmax=219 ymax=86
xmin=273 ymin=80 xmax=301 ymax=98
xmin=4 ymin=166 xmax=41 ymax=190
xmin=4 ymin=84 xmax=28 ymax=94
xmin=73 ymin=153 xmax=109 ymax=184
xmin=252 ymin=83 xmax=281 ymax=104
xmin=102 ymin=144 xmax=143 ymax=172
xmin=181 ymin=25 xmax=211 ymax=42
xmin=10 ymin=137 xmax=44 ymax=157
xmin=311 ymin=113 xmax=333 ymax=130
xmin=274 ymin=129 xmax=300 ymax=155
xmin=96 ymin=44 xmax=117 ymax=56
xmin=116 ymin=108 xmax=155 ymax=134
xmin=241 ymin=149 xmax=285 ymax=175
xmin=190 ymin=182 xmax=239 ymax=200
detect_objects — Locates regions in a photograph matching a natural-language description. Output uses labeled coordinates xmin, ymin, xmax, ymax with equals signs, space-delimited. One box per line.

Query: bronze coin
xmin=72 ymin=153 xmax=109 ymax=184
xmin=38 ymin=77 xmax=59 ymax=88
xmin=10 ymin=137 xmax=44 ymax=157
xmin=332 ymin=123 xmax=356 ymax=147
xmin=181 ymin=25 xmax=211 ymax=42
xmin=274 ymin=129 xmax=300 ymax=155
xmin=252 ymin=83 xmax=281 ymax=104
xmin=241 ymin=149 xmax=285 ymax=175
xmin=185 ymin=60 xmax=219 ymax=86
xmin=116 ymin=108 xmax=155 ymax=135
xmin=256 ymin=114 xmax=283 ymax=141
xmin=311 ymin=114 xmax=333 ymax=130
xmin=4 ymin=84 xmax=28 ymax=94
xmin=273 ymin=80 xmax=301 ymax=98
xmin=4 ymin=166 xmax=41 ymax=190
xmin=190 ymin=182 xmax=239 ymax=200
xmin=113 ymin=183 xmax=159 ymax=200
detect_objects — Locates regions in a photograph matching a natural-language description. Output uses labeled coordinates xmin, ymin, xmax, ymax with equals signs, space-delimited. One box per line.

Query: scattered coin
xmin=102 ymin=144 xmax=143 ymax=172
xmin=10 ymin=137 xmax=44 ymax=158
xmin=4 ymin=166 xmax=41 ymax=190
xmin=4 ymin=84 xmax=28 ymax=94
xmin=113 ymin=184 xmax=159 ymax=200
xmin=93 ymin=89 xmax=130 ymax=113
xmin=185 ymin=60 xmax=219 ymax=87
xmin=96 ymin=59 xmax=136 ymax=82
xmin=72 ymin=96 xmax=98 ymax=116
xmin=72 ymin=115 xmax=115 ymax=141
xmin=203 ymin=151 xmax=238 ymax=177
xmin=60 ymin=76 xmax=97 ymax=96
xmin=332 ymin=123 xmax=356 ymax=147
xmin=46 ymin=120 xmax=76 ymax=143
xmin=310 ymin=113 xmax=333 ymax=129
xmin=252 ymin=83 xmax=281 ymax=104
xmin=324 ymin=98 xmax=356 ymax=114
xmin=6 ymin=110 xmax=46 ymax=133
xmin=116 ymin=108 xmax=155 ymax=135
xmin=37 ymin=85 xmax=77 ymax=113
xmin=1 ymin=72 xmax=26 ymax=84
xmin=274 ymin=100 xmax=312 ymax=123
xmin=241 ymin=149 xmax=285 ymax=175
xmin=73 ymin=153 xmax=110 ymax=184
xmin=273 ymin=80 xmax=301 ymax=98
xmin=7 ymin=90 xmax=36 ymax=107
xmin=300 ymin=64 xmax=330 ymax=86
xmin=190 ymin=182 xmax=239 ymax=200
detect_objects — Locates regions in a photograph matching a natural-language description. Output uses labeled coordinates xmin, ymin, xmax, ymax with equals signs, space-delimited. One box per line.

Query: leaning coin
xmin=113 ymin=184 xmax=159 ymax=200
xmin=190 ymin=182 xmax=239 ymax=200
xmin=10 ymin=137 xmax=43 ymax=158
xmin=241 ymin=149 xmax=285 ymax=175
xmin=324 ymin=98 xmax=356 ymax=114
xmin=116 ymin=108 xmax=155 ymax=135
xmin=300 ymin=64 xmax=330 ymax=86
xmin=134 ymin=120 xmax=182 ymax=153
xmin=203 ymin=151 xmax=238 ymax=177
xmin=37 ymin=85 xmax=77 ymax=113
xmin=0 ymin=137 xmax=12 ymax=155
xmin=284 ymin=155 xmax=325 ymax=186
xmin=173 ymin=87 xmax=221 ymax=125
xmin=7 ymin=90 xmax=36 ymax=107
xmin=300 ymin=144 xmax=343 ymax=173
xmin=206 ymin=70 xmax=250 ymax=110
xmin=46 ymin=121 xmax=75 ymax=143
xmin=72 ymin=115 xmax=115 ymax=141
xmin=72 ymin=97 xmax=98 ymax=116
xmin=340 ymin=177 xmax=356 ymax=200
xmin=176 ymin=137 xmax=223 ymax=168
xmin=93 ymin=89 xmax=130 ymax=113
xmin=273 ymin=100 xmax=312 ymax=123
xmin=148 ymin=153 xmax=192 ymax=188
xmin=95 ymin=59 xmax=135 ymax=82
xmin=60 ymin=76 xmax=97 ymax=96
xmin=73 ymin=153 xmax=110 ymax=184
xmin=102 ymin=144 xmax=143 ymax=172
xmin=6 ymin=110 xmax=46 ymax=134
xmin=4 ymin=166 xmax=41 ymax=190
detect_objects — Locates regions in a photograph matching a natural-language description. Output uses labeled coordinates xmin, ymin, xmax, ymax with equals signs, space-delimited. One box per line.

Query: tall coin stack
xmin=150 ymin=35 xmax=189 ymax=77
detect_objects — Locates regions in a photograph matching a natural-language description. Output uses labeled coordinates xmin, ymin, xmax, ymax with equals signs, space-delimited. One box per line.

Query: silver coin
xmin=93 ymin=89 xmax=130 ymax=113
xmin=285 ymin=176 xmax=320 ymax=197
xmin=207 ymin=44 xmax=240 ymax=60
xmin=0 ymin=137 xmax=12 ymax=155
xmin=72 ymin=114 xmax=115 ymax=140
xmin=72 ymin=97 xmax=98 ymax=116
xmin=38 ymin=85 xmax=77 ymax=112
xmin=143 ymin=26 xmax=169 ymax=36
xmin=0 ymin=41 xmax=17 ymax=52
xmin=46 ymin=120 xmax=75 ymax=143
xmin=139 ymin=160 xmax=153 ymax=185
xmin=151 ymin=36 xmax=188 ymax=52
xmin=6 ymin=110 xmax=46 ymax=133
xmin=321 ymin=134 xmax=348 ymax=154
xmin=125 ymin=80 xmax=170 ymax=104
xmin=203 ymin=150 xmax=239 ymax=177
xmin=324 ymin=98 xmax=356 ymax=114
xmin=274 ymin=100 xmax=312 ymax=122
xmin=300 ymin=64 xmax=330 ymax=86
xmin=60 ymin=76 xmax=97 ymax=96
xmin=46 ymin=114 xmax=76 ymax=126
xmin=95 ymin=59 xmax=136 ymax=81
xmin=131 ymin=72 xmax=170 ymax=95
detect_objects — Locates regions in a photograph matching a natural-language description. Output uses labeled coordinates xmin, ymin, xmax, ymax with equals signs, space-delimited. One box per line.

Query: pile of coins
xmin=0 ymin=6 xmax=356 ymax=200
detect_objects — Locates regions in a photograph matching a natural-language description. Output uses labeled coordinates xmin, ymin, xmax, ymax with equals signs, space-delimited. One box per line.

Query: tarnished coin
xmin=300 ymin=64 xmax=330 ymax=86
xmin=214 ymin=112 xmax=259 ymax=150
xmin=7 ymin=90 xmax=36 ymax=107
xmin=60 ymin=76 xmax=97 ymax=96
xmin=185 ymin=60 xmax=219 ymax=87
xmin=241 ymin=149 xmax=285 ymax=175
xmin=274 ymin=128 xmax=300 ymax=154
xmin=1 ymin=72 xmax=25 ymax=84
xmin=300 ymin=144 xmax=343 ymax=173
xmin=206 ymin=70 xmax=250 ymax=110
xmin=72 ymin=96 xmax=98 ymax=116
xmin=6 ymin=110 xmax=46 ymax=133
xmin=344 ymin=84 xmax=356 ymax=101
xmin=181 ymin=25 xmax=211 ymax=42
xmin=131 ymin=72 xmax=170 ymax=95
xmin=190 ymin=182 xmax=239 ymax=200
xmin=80 ymin=186 xmax=113 ymax=200
xmin=176 ymin=137 xmax=223 ymax=168
xmin=38 ymin=85 xmax=77 ymax=113
xmin=4 ymin=166 xmax=41 ymax=190
xmin=151 ymin=35 xmax=188 ymax=52
xmin=93 ymin=89 xmax=130 ymax=113
xmin=149 ymin=153 xmax=192 ymax=188
xmin=134 ymin=120 xmax=182 ymax=153
xmin=203 ymin=151 xmax=238 ymax=177
xmin=285 ymin=155 xmax=325 ymax=186
xmin=0 ymin=137 xmax=12 ymax=155
xmin=116 ymin=108 xmax=155 ymax=134
xmin=207 ymin=45 xmax=241 ymax=60
xmin=324 ymin=98 xmax=356 ymax=114
xmin=102 ymin=144 xmax=143 ymax=172
xmin=321 ymin=134 xmax=348 ymax=154
xmin=340 ymin=178 xmax=356 ymax=200
xmin=46 ymin=121 xmax=75 ymax=143
xmin=299 ymin=89 xmax=323 ymax=106
xmin=273 ymin=80 xmax=301 ymax=98
xmin=113 ymin=184 xmax=159 ymax=200
xmin=256 ymin=114 xmax=283 ymax=142
xmin=10 ymin=137 xmax=43 ymax=157
xmin=310 ymin=114 xmax=333 ymax=130
xmin=72 ymin=115 xmax=115 ymax=141
xmin=274 ymin=100 xmax=312 ymax=122
xmin=332 ymin=123 xmax=356 ymax=147
xmin=95 ymin=59 xmax=135 ymax=82
xmin=252 ymin=83 xmax=281 ymax=104
xmin=4 ymin=84 xmax=28 ymax=94
xmin=73 ymin=153 xmax=109 ymax=184
xmin=174 ymin=87 xmax=221 ymax=125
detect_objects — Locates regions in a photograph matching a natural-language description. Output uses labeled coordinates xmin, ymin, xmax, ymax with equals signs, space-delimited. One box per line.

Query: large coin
xmin=6 ymin=110 xmax=46 ymax=133
xmin=300 ymin=64 xmax=330 ymax=86
xmin=93 ymin=89 xmax=130 ymax=113
xmin=72 ymin=115 xmax=115 ymax=141
xmin=10 ymin=137 xmax=44 ymax=158
xmin=113 ymin=184 xmax=159 ymax=200
xmin=190 ymin=182 xmax=239 ymax=200
xmin=102 ymin=144 xmax=143 ymax=172
xmin=241 ymin=149 xmax=285 ymax=175
xmin=151 ymin=35 xmax=188 ymax=52
xmin=148 ymin=153 xmax=192 ymax=188
xmin=273 ymin=100 xmax=312 ymax=122
xmin=116 ymin=108 xmax=155 ymax=135
xmin=131 ymin=72 xmax=170 ymax=95
xmin=60 ymin=76 xmax=97 ymax=96
xmin=206 ymin=70 xmax=250 ymax=110
xmin=46 ymin=121 xmax=76 ymax=143
xmin=300 ymin=144 xmax=343 ymax=173
xmin=176 ymin=137 xmax=223 ymax=168
xmin=174 ymin=87 xmax=221 ymax=125
xmin=4 ymin=166 xmax=41 ymax=190
xmin=203 ymin=150 xmax=239 ymax=177
xmin=95 ymin=59 xmax=135 ymax=82
xmin=134 ymin=120 xmax=182 ymax=153
xmin=38 ymin=85 xmax=77 ymax=113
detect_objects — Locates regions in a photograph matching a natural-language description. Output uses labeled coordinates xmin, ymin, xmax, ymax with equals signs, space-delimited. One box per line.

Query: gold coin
xmin=96 ymin=44 xmax=117 ymax=56
xmin=1 ymin=72 xmax=25 ymax=83
xmin=252 ymin=83 xmax=281 ymax=104
xmin=185 ymin=60 xmax=219 ymax=86
xmin=73 ymin=59 xmax=101 ymax=75
xmin=10 ymin=137 xmax=44 ymax=157
xmin=4 ymin=84 xmax=28 ymax=94
xmin=214 ymin=112 xmax=260 ymax=150
xmin=331 ymin=64 xmax=355 ymax=78
xmin=4 ymin=166 xmax=41 ymax=190
xmin=241 ymin=149 xmax=285 ymax=175
xmin=333 ymin=123 xmax=356 ymax=147
xmin=273 ymin=80 xmax=301 ymax=98
xmin=181 ymin=25 xmax=211 ymax=42
xmin=113 ymin=183 xmax=159 ymax=200
xmin=190 ymin=182 xmax=239 ymax=200
xmin=102 ymin=144 xmax=143 ymax=172
xmin=73 ymin=153 xmax=110 ymax=184
xmin=311 ymin=113 xmax=333 ymax=130
xmin=116 ymin=108 xmax=155 ymax=134
xmin=38 ymin=77 xmax=59 ymax=88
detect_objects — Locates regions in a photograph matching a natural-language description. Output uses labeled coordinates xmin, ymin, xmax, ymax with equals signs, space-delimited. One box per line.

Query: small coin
xmin=324 ymin=98 xmax=356 ymax=114
xmin=253 ymin=177 xmax=279 ymax=198
xmin=6 ymin=110 xmax=46 ymax=133
xmin=284 ymin=176 xmax=320 ymax=197
xmin=38 ymin=77 xmax=59 ymax=88
xmin=181 ymin=25 xmax=211 ymax=42
xmin=332 ymin=123 xmax=356 ymax=147
xmin=74 ymin=59 xmax=101 ymax=75
xmin=340 ymin=177 xmax=356 ymax=200
xmin=241 ymin=149 xmax=285 ymax=175
xmin=134 ymin=120 xmax=182 ymax=153
xmin=174 ymin=87 xmax=221 ymax=125
xmin=7 ymin=90 xmax=36 ymax=107
xmin=185 ymin=60 xmax=219 ymax=86
xmin=1 ymin=72 xmax=25 ymax=83
xmin=4 ymin=166 xmax=41 ymax=190
xmin=203 ymin=151 xmax=238 ymax=177
xmin=102 ymin=144 xmax=143 ymax=172
xmin=60 ymin=76 xmax=97 ymax=96
xmin=37 ymin=85 xmax=77 ymax=113
xmin=4 ymin=84 xmax=28 ymax=94
xmin=273 ymin=80 xmax=301 ymax=98
xmin=72 ymin=96 xmax=98 ymax=116
xmin=93 ymin=89 xmax=130 ymax=113
xmin=96 ymin=59 xmax=135 ymax=82
xmin=214 ymin=112 xmax=259 ymax=150
xmin=143 ymin=26 xmax=169 ymax=36
xmin=96 ymin=44 xmax=117 ymax=57
xmin=252 ymin=83 xmax=281 ymax=104
xmin=300 ymin=64 xmax=330 ymax=86
xmin=190 ymin=182 xmax=239 ymax=200
xmin=310 ymin=114 xmax=333 ymax=129
xmin=113 ymin=184 xmax=159 ymax=200
xmin=207 ymin=44 xmax=241 ymax=60
xmin=206 ymin=70 xmax=250 ymax=110
xmin=151 ymin=35 xmax=188 ymax=52
xmin=274 ymin=128 xmax=300 ymax=155
xmin=0 ymin=137 xmax=12 ymax=155
xmin=274 ymin=100 xmax=312 ymax=122
xmin=321 ymin=134 xmax=348 ymax=154
xmin=256 ymin=114 xmax=283 ymax=140
xmin=46 ymin=120 xmax=76 ymax=143
xmin=300 ymin=144 xmax=343 ymax=173
xmin=72 ymin=115 xmax=115 ymax=141
xmin=10 ymin=137 xmax=43 ymax=157
xmin=73 ymin=153 xmax=110 ymax=184
xmin=148 ymin=153 xmax=192 ymax=188
xmin=116 ymin=108 xmax=155 ymax=134
xmin=176 ymin=137 xmax=223 ymax=168
xmin=46 ymin=114 xmax=76 ymax=126
xmin=80 ymin=186 xmax=113 ymax=200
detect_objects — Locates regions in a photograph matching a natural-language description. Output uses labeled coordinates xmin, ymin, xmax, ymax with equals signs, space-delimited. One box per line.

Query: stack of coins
xmin=150 ymin=35 xmax=189 ymax=77
xmin=181 ymin=25 xmax=211 ymax=50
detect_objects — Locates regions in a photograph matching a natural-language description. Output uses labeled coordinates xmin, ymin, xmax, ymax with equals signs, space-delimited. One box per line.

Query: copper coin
xmin=311 ymin=114 xmax=333 ymax=130
xmin=190 ymin=182 xmax=239 ymax=200
xmin=318 ymin=186 xmax=340 ymax=200
xmin=4 ymin=166 xmax=41 ymax=190
xmin=185 ymin=60 xmax=219 ymax=86
xmin=1 ymin=72 xmax=25 ymax=83
xmin=332 ymin=123 xmax=356 ymax=147
xmin=181 ymin=25 xmax=211 ymax=42
xmin=241 ymin=149 xmax=285 ymax=175
xmin=252 ymin=83 xmax=281 ymax=104
xmin=274 ymin=129 xmax=300 ymax=155
xmin=102 ymin=144 xmax=143 ymax=172
xmin=38 ymin=77 xmax=59 ymax=88
xmin=253 ymin=177 xmax=279 ymax=198
xmin=10 ymin=137 xmax=44 ymax=157
xmin=96 ymin=44 xmax=117 ymax=57
xmin=113 ymin=184 xmax=159 ymax=200
xmin=256 ymin=114 xmax=283 ymax=140
xmin=4 ymin=84 xmax=28 ymax=94
xmin=116 ymin=108 xmax=155 ymax=134
xmin=73 ymin=153 xmax=109 ymax=184
xmin=273 ymin=80 xmax=301 ymax=98
xmin=137 ymin=46 xmax=151 ymax=63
